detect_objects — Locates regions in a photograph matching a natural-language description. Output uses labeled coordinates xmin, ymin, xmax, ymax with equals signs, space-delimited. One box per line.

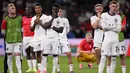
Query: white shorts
xmin=118 ymin=41 xmax=126 ymax=55
xmin=31 ymin=39 xmax=41 ymax=52
xmin=94 ymin=42 xmax=102 ymax=49
xmin=6 ymin=42 xmax=22 ymax=53
xmin=60 ymin=40 xmax=71 ymax=53
xmin=23 ymin=37 xmax=34 ymax=49
xmin=101 ymin=42 xmax=119 ymax=56
xmin=41 ymin=38 xmax=61 ymax=55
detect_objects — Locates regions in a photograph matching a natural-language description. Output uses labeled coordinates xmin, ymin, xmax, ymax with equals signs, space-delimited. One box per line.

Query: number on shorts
xmin=115 ymin=46 xmax=120 ymax=53
xmin=19 ymin=45 xmax=22 ymax=50
xmin=121 ymin=45 xmax=126 ymax=52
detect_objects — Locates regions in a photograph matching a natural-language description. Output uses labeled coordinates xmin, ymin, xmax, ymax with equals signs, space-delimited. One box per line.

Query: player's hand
xmin=97 ymin=13 xmax=101 ymax=19
xmin=34 ymin=15 xmax=41 ymax=24
xmin=34 ymin=19 xmax=41 ymax=25
xmin=34 ymin=19 xmax=39 ymax=25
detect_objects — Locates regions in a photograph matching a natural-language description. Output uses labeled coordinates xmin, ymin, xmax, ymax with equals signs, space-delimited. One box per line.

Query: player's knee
xmin=32 ymin=52 xmax=36 ymax=59
xmin=14 ymin=53 xmax=21 ymax=56
xmin=29 ymin=46 xmax=34 ymax=53
xmin=120 ymin=55 xmax=125 ymax=60
xmin=101 ymin=55 xmax=106 ymax=62
xmin=25 ymin=47 xmax=30 ymax=53
xmin=36 ymin=51 xmax=41 ymax=56
xmin=27 ymin=56 xmax=31 ymax=59
xmin=76 ymin=53 xmax=80 ymax=57
xmin=107 ymin=56 xmax=111 ymax=66
xmin=66 ymin=52 xmax=72 ymax=57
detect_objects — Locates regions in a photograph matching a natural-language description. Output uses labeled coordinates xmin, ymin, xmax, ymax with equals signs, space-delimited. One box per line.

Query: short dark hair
xmin=52 ymin=3 xmax=61 ymax=9
xmin=34 ymin=3 xmax=42 ymax=8
xmin=109 ymin=1 xmax=117 ymax=5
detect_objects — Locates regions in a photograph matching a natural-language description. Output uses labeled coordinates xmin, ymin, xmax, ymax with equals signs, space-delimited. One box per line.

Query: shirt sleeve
xmin=90 ymin=16 xmax=99 ymax=24
xmin=78 ymin=40 xmax=84 ymax=49
xmin=31 ymin=17 xmax=35 ymax=27
xmin=65 ymin=18 xmax=70 ymax=33
xmin=121 ymin=16 xmax=126 ymax=31
xmin=100 ymin=14 xmax=117 ymax=31
xmin=1 ymin=19 xmax=6 ymax=34
xmin=1 ymin=19 xmax=6 ymax=30
xmin=111 ymin=16 xmax=121 ymax=32
xmin=100 ymin=14 xmax=107 ymax=30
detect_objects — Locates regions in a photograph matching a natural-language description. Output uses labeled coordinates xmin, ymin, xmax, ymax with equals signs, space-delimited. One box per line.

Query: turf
xmin=0 ymin=56 xmax=129 ymax=73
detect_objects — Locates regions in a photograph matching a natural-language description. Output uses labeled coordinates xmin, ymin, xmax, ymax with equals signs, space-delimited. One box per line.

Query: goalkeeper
xmin=75 ymin=33 xmax=96 ymax=69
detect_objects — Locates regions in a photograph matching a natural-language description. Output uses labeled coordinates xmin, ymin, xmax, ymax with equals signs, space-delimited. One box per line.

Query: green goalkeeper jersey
xmin=118 ymin=13 xmax=126 ymax=42
xmin=4 ymin=15 xmax=22 ymax=43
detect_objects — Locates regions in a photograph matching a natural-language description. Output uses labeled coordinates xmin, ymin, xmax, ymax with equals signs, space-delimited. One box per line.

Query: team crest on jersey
xmin=114 ymin=18 xmax=117 ymax=22
xmin=57 ymin=21 xmax=60 ymax=24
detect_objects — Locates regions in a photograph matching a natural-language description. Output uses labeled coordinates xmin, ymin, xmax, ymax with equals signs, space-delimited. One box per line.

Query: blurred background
xmin=0 ymin=0 xmax=130 ymax=38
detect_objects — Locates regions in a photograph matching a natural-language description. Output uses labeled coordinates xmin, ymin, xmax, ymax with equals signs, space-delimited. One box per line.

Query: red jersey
xmin=22 ymin=16 xmax=34 ymax=37
xmin=78 ymin=39 xmax=93 ymax=51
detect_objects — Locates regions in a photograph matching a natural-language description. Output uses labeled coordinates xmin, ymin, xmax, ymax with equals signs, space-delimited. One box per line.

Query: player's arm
xmin=52 ymin=26 xmax=63 ymax=33
xmin=1 ymin=19 xmax=6 ymax=35
xmin=30 ymin=17 xmax=37 ymax=31
xmin=100 ymin=19 xmax=116 ymax=31
xmin=77 ymin=47 xmax=95 ymax=54
xmin=99 ymin=13 xmax=116 ymax=30
xmin=111 ymin=16 xmax=122 ymax=32
xmin=39 ymin=17 xmax=54 ymax=29
xmin=91 ymin=17 xmax=101 ymax=29
xmin=52 ymin=19 xmax=64 ymax=33
xmin=121 ymin=16 xmax=126 ymax=31
xmin=66 ymin=19 xmax=70 ymax=33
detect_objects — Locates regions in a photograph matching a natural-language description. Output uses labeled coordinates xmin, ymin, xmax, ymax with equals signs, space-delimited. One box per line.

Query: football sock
xmin=122 ymin=66 xmax=126 ymax=73
xmin=52 ymin=56 xmax=58 ymax=73
xmin=98 ymin=55 xmax=106 ymax=73
xmin=69 ymin=64 xmax=73 ymax=72
xmin=27 ymin=60 xmax=32 ymax=69
xmin=8 ymin=55 xmax=13 ymax=73
xmin=107 ymin=66 xmax=110 ymax=73
xmin=15 ymin=56 xmax=22 ymax=73
xmin=32 ymin=59 xmax=37 ymax=68
xmin=110 ymin=57 xmax=116 ymax=73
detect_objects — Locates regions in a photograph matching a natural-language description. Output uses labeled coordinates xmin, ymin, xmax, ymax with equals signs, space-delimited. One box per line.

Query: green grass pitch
xmin=0 ymin=56 xmax=129 ymax=73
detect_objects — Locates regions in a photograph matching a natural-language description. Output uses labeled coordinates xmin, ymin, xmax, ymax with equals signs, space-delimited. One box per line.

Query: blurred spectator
xmin=61 ymin=6 xmax=67 ymax=17
xmin=72 ymin=26 xmax=85 ymax=38
xmin=78 ymin=12 xmax=87 ymax=25
xmin=85 ymin=11 xmax=93 ymax=21
xmin=16 ymin=0 xmax=24 ymax=15
xmin=67 ymin=27 xmax=76 ymax=38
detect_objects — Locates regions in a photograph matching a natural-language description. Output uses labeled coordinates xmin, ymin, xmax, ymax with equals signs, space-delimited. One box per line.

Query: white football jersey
xmin=45 ymin=16 xmax=64 ymax=39
xmin=31 ymin=14 xmax=48 ymax=41
xmin=90 ymin=15 xmax=104 ymax=43
xmin=100 ymin=12 xmax=121 ymax=42
xmin=59 ymin=17 xmax=70 ymax=40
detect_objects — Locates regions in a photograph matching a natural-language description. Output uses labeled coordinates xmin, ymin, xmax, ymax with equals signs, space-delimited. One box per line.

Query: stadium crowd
xmin=0 ymin=0 xmax=130 ymax=38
